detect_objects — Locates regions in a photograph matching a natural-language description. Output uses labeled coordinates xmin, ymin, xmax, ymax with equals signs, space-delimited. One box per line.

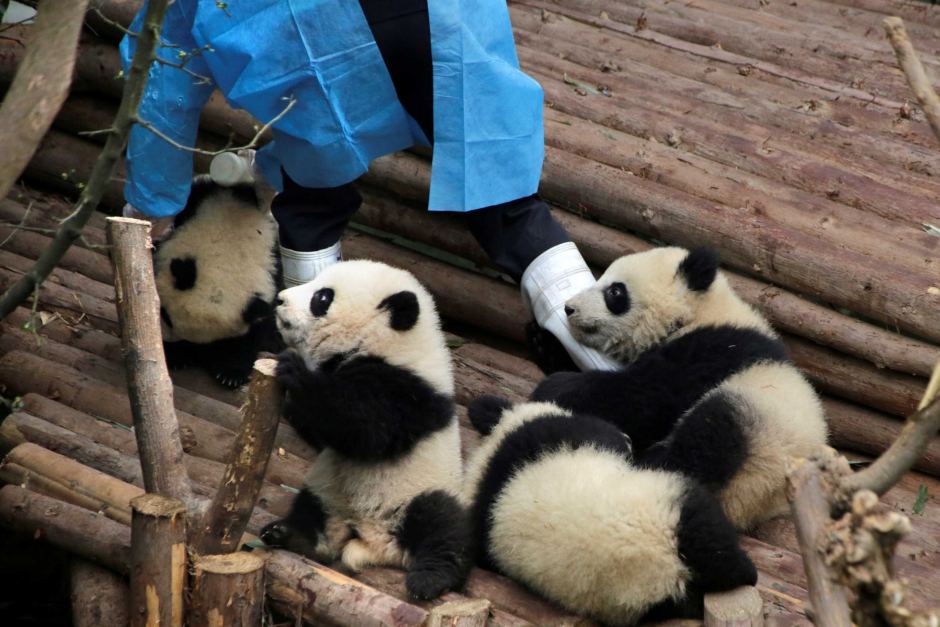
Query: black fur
xmin=310 ymin=288 xmax=334 ymax=317
xmin=259 ymin=488 xmax=328 ymax=558
xmin=525 ymin=320 xmax=579 ymax=375
xmin=379 ymin=290 xmax=420 ymax=331
xmin=169 ymin=257 xmax=197 ymax=291
xmin=396 ymin=490 xmax=472 ymax=600
xmin=531 ymin=324 xmax=788 ymax=453
xmin=678 ymin=247 xmax=720 ymax=292
xmin=643 ymin=392 xmax=750 ymax=490
xmin=160 ymin=306 xmax=173 ymax=329
xmin=467 ymin=395 xmax=512 ymax=436
xmin=163 ymin=315 xmax=282 ymax=388
xmin=173 ymin=175 xmax=259 ymax=229
xmin=241 ymin=293 xmax=273 ymax=325
xmin=603 ymin=281 xmax=630 ymax=315
xmin=470 ymin=413 xmax=632 ymax=569
xmin=674 ymin=483 xmax=758 ymax=591
xmin=276 ymin=350 xmax=454 ymax=461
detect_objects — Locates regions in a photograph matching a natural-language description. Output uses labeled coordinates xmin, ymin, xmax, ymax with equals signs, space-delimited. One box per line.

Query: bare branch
xmin=0 ymin=0 xmax=172 ymax=320
xmin=839 ymin=364 xmax=940 ymax=500
xmin=883 ymin=17 xmax=940 ymax=145
xmin=134 ymin=95 xmax=296 ymax=156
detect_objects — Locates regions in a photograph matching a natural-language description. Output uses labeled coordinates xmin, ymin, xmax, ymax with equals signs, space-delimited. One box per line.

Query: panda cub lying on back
xmin=532 ymin=247 xmax=828 ymax=530
xmin=463 ymin=396 xmax=757 ymax=625
xmin=260 ymin=260 xmax=469 ymax=600
xmin=154 ymin=176 xmax=281 ymax=387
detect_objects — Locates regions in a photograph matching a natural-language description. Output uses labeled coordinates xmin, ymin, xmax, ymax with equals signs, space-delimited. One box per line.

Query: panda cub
xmin=154 ymin=176 xmax=281 ymax=387
xmin=260 ymin=260 xmax=470 ymax=600
xmin=532 ymin=247 xmax=828 ymax=530
xmin=463 ymin=396 xmax=757 ymax=625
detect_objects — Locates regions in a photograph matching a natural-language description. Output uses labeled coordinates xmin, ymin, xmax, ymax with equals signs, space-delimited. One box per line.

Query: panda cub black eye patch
xmin=310 ymin=288 xmax=335 ymax=317
xmin=604 ymin=282 xmax=630 ymax=315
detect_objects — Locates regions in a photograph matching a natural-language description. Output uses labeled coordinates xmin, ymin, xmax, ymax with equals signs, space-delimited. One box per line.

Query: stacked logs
xmin=2 ymin=0 xmax=940 ymax=622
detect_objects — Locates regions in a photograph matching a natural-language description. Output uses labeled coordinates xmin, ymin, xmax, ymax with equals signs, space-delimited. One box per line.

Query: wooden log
xmin=703 ymin=587 xmax=764 ymax=627
xmin=1 ymin=440 xmax=141 ymax=523
xmin=0 ymin=326 xmax=315 ymax=460
xmin=517 ymin=37 xmax=940 ymax=214
xmin=128 ymin=494 xmax=187 ymax=627
xmin=263 ymin=549 xmax=429 ymax=627
xmin=884 ymin=17 xmax=940 ymax=147
xmin=363 ymin=154 xmax=940 ymax=378
xmin=0 ymin=194 xmax=108 ymax=249
xmin=0 ymin=247 xmax=114 ymax=302
xmin=0 ymin=484 xmax=131 ymax=573
xmin=193 ymin=359 xmax=283 ymax=554
xmin=0 ymin=351 xmax=308 ymax=488
xmin=0 ymin=0 xmax=90 ymax=201
xmin=0 ymin=264 xmax=118 ymax=332
xmin=108 ymin=217 xmax=192 ymax=501
xmin=188 ymin=553 xmax=265 ymax=627
xmin=70 ymin=558 xmax=130 ymax=627
xmin=0 ymin=411 xmax=295 ymax=518
xmin=0 ymin=222 xmax=113 ymax=283
xmin=785 ymin=452 xmax=853 ymax=627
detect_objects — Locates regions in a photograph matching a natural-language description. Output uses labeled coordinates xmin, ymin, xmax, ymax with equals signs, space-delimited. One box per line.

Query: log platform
xmin=2 ymin=0 xmax=940 ymax=624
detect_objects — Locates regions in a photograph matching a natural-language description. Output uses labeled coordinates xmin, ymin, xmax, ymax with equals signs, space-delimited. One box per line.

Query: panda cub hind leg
xmin=260 ymin=489 xmax=347 ymax=562
xmin=396 ymin=490 xmax=472 ymax=601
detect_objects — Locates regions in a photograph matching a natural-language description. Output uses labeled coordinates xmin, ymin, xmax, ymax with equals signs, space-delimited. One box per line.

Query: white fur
xmin=278 ymin=261 xmax=461 ymax=571
xmin=463 ymin=403 xmax=692 ymax=625
xmin=565 ymin=246 xmax=827 ymax=529
xmin=155 ymin=189 xmax=278 ymax=344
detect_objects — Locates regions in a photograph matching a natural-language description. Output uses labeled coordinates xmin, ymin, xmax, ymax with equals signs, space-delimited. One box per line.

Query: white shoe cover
xmin=521 ymin=242 xmax=620 ymax=372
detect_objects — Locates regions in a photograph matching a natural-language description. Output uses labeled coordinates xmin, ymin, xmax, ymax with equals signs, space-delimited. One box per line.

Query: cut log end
xmin=105 ymin=216 xmax=151 ymax=228
xmin=253 ymin=358 xmax=277 ymax=378
xmin=427 ymin=598 xmax=492 ymax=627
xmin=703 ymin=586 xmax=764 ymax=627
xmin=193 ymin=552 xmax=265 ymax=575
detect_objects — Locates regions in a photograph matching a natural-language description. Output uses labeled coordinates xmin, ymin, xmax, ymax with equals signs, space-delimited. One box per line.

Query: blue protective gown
xmin=121 ymin=0 xmax=545 ymax=218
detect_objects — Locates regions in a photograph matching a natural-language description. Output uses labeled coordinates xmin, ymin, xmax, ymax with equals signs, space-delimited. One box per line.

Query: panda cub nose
xmin=564 ymin=305 xmax=575 ymax=317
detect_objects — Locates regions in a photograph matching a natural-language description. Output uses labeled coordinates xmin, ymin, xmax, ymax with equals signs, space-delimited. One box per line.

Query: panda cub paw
xmin=275 ymin=349 xmax=314 ymax=390
xmin=259 ymin=519 xmax=321 ymax=559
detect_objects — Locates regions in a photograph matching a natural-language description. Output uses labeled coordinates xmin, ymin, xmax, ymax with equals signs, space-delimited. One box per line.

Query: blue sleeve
xmin=120 ymin=0 xmax=214 ymax=217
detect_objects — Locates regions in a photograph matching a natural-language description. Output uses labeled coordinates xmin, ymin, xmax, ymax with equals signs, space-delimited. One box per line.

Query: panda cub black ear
xmin=379 ymin=291 xmax=420 ymax=331
xmin=678 ymin=247 xmax=720 ymax=292
xmin=468 ymin=395 xmax=512 ymax=435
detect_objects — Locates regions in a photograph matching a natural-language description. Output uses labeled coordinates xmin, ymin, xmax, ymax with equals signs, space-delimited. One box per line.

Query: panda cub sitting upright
xmin=260 ymin=260 xmax=469 ymax=600
xmin=154 ymin=176 xmax=281 ymax=387
xmin=532 ymin=246 xmax=828 ymax=530
xmin=463 ymin=395 xmax=757 ymax=625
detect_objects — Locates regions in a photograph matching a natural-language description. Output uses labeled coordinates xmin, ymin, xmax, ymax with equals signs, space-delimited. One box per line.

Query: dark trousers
xmin=270 ymin=0 xmax=569 ymax=282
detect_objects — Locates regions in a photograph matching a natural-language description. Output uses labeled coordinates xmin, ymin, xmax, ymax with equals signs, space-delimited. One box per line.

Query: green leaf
xmin=242 ymin=539 xmax=267 ymax=551
xmin=913 ymin=484 xmax=928 ymax=515
xmin=280 ymin=484 xmax=300 ymax=494
xmin=446 ymin=337 xmax=468 ymax=349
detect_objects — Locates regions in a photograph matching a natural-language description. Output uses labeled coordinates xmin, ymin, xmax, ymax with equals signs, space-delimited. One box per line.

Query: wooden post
xmin=192 ymin=358 xmax=283 ymax=554
xmin=189 ymin=553 xmax=266 ymax=626
xmin=786 ymin=452 xmax=853 ymax=627
xmin=703 ymin=587 xmax=764 ymax=627
xmin=128 ymin=494 xmax=187 ymax=627
xmin=107 ymin=217 xmax=192 ymax=501
xmin=70 ymin=558 xmax=130 ymax=627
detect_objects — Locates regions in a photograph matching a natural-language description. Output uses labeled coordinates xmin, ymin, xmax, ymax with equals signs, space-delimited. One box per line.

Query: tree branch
xmin=0 ymin=0 xmax=90 ymax=200
xmin=0 ymin=0 xmax=171 ymax=321
xmin=883 ymin=17 xmax=940 ymax=145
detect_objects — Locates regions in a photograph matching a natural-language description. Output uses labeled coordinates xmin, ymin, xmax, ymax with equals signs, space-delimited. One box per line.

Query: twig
xmin=0 ymin=202 xmax=33 ymax=249
xmin=0 ymin=0 xmax=172 ymax=321
xmin=133 ymin=95 xmax=296 ymax=156
xmin=883 ymin=17 xmax=940 ymax=145
xmin=838 ymin=364 xmax=940 ymax=501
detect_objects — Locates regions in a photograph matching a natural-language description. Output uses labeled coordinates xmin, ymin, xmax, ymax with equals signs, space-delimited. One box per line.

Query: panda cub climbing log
xmin=531 ymin=246 xmax=828 ymax=530
xmin=463 ymin=396 xmax=757 ymax=626
xmin=154 ymin=176 xmax=282 ymax=388
xmin=260 ymin=260 xmax=470 ymax=600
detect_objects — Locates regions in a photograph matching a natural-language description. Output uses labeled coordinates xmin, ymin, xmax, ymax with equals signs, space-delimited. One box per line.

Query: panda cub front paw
xmin=259 ymin=519 xmax=321 ymax=559
xmin=275 ymin=349 xmax=313 ymax=390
